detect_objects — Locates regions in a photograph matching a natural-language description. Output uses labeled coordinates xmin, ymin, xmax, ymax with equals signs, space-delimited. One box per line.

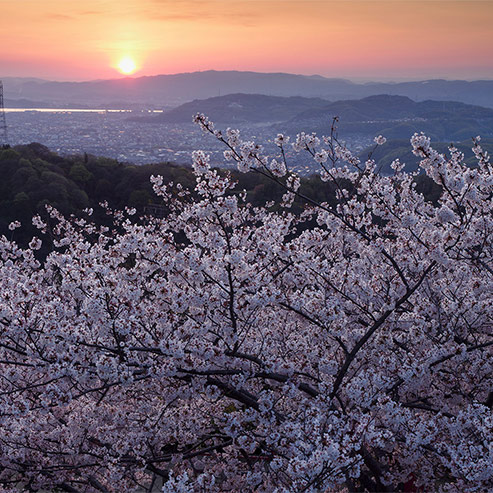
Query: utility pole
xmin=0 ymin=81 xmax=9 ymax=147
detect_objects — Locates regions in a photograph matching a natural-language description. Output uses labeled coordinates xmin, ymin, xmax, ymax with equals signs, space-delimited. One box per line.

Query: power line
xmin=0 ymin=80 xmax=9 ymax=147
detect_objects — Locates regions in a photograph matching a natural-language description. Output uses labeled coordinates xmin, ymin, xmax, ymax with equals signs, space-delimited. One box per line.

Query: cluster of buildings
xmin=5 ymin=109 xmax=371 ymax=176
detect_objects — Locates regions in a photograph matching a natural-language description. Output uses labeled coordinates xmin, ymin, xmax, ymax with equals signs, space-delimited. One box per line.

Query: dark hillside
xmin=0 ymin=144 xmax=338 ymax=249
xmin=3 ymin=138 xmax=484 ymax=251
xmin=284 ymin=95 xmax=493 ymax=141
xmin=135 ymin=93 xmax=330 ymax=124
xmin=0 ymin=144 xmax=192 ymax=248
xmin=134 ymin=93 xmax=493 ymax=144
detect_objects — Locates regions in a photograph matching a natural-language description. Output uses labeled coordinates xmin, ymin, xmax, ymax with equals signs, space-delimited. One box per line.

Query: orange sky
xmin=1 ymin=0 xmax=492 ymax=81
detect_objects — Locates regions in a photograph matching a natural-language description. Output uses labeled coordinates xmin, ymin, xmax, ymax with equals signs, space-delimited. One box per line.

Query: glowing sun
xmin=117 ymin=56 xmax=137 ymax=75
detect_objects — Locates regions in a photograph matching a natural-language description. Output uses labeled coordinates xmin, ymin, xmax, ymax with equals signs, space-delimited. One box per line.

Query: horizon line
xmin=2 ymin=69 xmax=493 ymax=85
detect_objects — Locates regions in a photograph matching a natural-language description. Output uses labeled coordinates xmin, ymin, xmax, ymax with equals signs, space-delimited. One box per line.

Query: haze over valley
xmin=4 ymin=70 xmax=493 ymax=109
xmin=4 ymin=76 xmax=493 ymax=175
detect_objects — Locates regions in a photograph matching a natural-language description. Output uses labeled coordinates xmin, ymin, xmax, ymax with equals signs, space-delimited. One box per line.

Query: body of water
xmin=4 ymin=108 xmax=164 ymax=114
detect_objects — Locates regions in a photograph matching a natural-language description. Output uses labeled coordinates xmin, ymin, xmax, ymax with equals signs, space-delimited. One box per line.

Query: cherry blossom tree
xmin=0 ymin=115 xmax=491 ymax=492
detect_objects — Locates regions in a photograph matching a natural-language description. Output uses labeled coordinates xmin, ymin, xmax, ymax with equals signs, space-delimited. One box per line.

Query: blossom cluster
xmin=0 ymin=119 xmax=491 ymax=493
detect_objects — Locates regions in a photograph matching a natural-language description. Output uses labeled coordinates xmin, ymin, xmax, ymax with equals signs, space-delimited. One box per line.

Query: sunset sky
xmin=1 ymin=0 xmax=492 ymax=81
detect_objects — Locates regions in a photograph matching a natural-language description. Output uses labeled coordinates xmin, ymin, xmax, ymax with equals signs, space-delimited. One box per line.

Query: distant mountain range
xmin=280 ymin=94 xmax=493 ymax=141
xmin=2 ymin=70 xmax=493 ymax=109
xmin=136 ymin=93 xmax=493 ymax=143
xmin=137 ymin=93 xmax=331 ymax=123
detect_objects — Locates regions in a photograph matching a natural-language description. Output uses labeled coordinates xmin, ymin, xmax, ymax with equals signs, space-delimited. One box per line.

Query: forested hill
xmin=0 ymin=143 xmax=340 ymax=248
xmin=6 ymin=136 xmax=492 ymax=246
xmin=0 ymin=144 xmax=193 ymax=247
xmin=3 ymin=139 xmax=487 ymax=247
xmin=137 ymin=93 xmax=493 ymax=142
xmin=138 ymin=94 xmax=331 ymax=123
xmin=286 ymin=95 xmax=493 ymax=141
xmin=146 ymin=93 xmax=493 ymax=125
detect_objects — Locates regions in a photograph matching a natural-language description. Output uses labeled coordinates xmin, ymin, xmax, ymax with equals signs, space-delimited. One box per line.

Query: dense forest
xmin=0 ymin=141 xmax=442 ymax=250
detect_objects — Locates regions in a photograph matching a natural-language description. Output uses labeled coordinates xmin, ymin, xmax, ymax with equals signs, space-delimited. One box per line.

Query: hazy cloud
xmin=47 ymin=13 xmax=73 ymax=21
xmin=80 ymin=11 xmax=105 ymax=16
xmin=135 ymin=0 xmax=263 ymax=25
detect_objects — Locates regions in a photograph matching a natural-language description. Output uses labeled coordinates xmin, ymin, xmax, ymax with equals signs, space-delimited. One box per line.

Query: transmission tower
xmin=0 ymin=81 xmax=9 ymax=147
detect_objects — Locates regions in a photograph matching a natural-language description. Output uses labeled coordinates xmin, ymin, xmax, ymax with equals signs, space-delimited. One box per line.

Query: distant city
xmin=3 ymin=71 xmax=493 ymax=176
xmin=5 ymin=108 xmax=209 ymax=165
xmin=3 ymin=108 xmax=371 ymax=176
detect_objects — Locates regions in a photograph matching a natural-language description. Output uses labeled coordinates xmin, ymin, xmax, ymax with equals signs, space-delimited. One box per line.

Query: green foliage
xmin=0 ymin=148 xmax=20 ymax=161
xmin=129 ymin=189 xmax=152 ymax=208
xmin=69 ymin=163 xmax=93 ymax=184
xmin=0 ymin=139 xmax=472 ymax=249
xmin=69 ymin=188 xmax=90 ymax=209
